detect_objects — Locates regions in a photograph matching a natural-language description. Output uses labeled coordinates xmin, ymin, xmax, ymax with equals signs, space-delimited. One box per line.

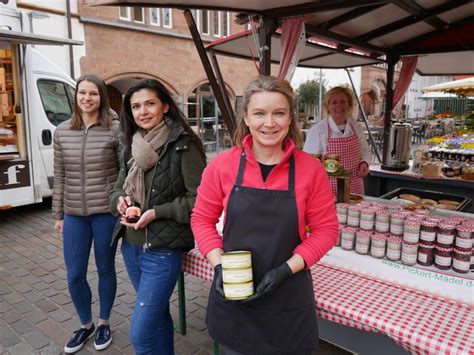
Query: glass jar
xmin=347 ymin=205 xmax=361 ymax=227
xmin=355 ymin=230 xmax=371 ymax=255
xmin=386 ymin=235 xmax=403 ymax=261
xmin=452 ymin=248 xmax=471 ymax=274
xmin=390 ymin=212 xmax=405 ymax=236
xmin=336 ymin=203 xmax=349 ymax=225
xmin=403 ymin=220 xmax=421 ymax=244
xmin=417 ymin=243 xmax=435 ymax=266
xmin=360 ymin=208 xmax=376 ymax=231
xmin=340 ymin=226 xmax=356 ymax=250
xmin=375 ymin=210 xmax=390 ymax=233
xmin=420 ymin=220 xmax=437 ymax=243
xmin=434 ymin=245 xmax=453 ymax=270
xmin=456 ymin=225 xmax=473 ymax=241
xmin=370 ymin=233 xmax=387 ymax=258
xmin=401 ymin=242 xmax=418 ymax=266
xmin=436 ymin=222 xmax=456 ymax=247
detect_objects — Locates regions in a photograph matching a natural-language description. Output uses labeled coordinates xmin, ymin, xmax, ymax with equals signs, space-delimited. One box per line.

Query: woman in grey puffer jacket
xmin=52 ymin=74 xmax=120 ymax=353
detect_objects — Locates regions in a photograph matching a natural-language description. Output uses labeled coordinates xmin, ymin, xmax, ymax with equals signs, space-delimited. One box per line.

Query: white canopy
xmin=423 ymin=77 xmax=474 ymax=96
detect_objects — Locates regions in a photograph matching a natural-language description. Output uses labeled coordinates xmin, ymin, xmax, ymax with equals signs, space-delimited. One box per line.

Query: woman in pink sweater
xmin=191 ymin=76 xmax=338 ymax=355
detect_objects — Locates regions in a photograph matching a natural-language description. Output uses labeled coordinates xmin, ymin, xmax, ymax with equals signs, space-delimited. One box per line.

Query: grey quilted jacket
xmin=52 ymin=118 xmax=121 ymax=220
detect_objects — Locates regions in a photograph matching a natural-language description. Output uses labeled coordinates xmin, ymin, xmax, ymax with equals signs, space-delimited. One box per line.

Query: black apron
xmin=206 ymin=151 xmax=318 ymax=355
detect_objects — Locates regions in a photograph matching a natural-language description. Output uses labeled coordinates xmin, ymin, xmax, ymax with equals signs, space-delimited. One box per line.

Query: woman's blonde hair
xmin=233 ymin=75 xmax=302 ymax=149
xmin=323 ymin=86 xmax=355 ymax=115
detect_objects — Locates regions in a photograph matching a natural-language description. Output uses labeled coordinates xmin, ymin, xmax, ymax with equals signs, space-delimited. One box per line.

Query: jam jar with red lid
xmin=355 ymin=230 xmax=371 ymax=255
xmin=420 ymin=220 xmax=437 ymax=243
xmin=386 ymin=235 xmax=403 ymax=261
xmin=403 ymin=219 xmax=421 ymax=244
xmin=347 ymin=205 xmax=361 ymax=228
xmin=436 ymin=222 xmax=456 ymax=247
xmin=375 ymin=210 xmax=390 ymax=233
xmin=390 ymin=212 xmax=405 ymax=236
xmin=340 ymin=226 xmax=357 ymax=250
xmin=452 ymin=248 xmax=471 ymax=274
xmin=370 ymin=233 xmax=387 ymax=258
xmin=401 ymin=242 xmax=418 ymax=266
xmin=434 ymin=245 xmax=453 ymax=270
xmin=417 ymin=243 xmax=435 ymax=266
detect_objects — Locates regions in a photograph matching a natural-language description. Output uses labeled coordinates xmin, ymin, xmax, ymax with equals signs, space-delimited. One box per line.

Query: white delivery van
xmin=0 ymin=0 xmax=82 ymax=208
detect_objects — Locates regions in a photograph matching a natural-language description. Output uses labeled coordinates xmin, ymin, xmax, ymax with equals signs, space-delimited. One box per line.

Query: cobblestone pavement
xmin=0 ymin=200 xmax=351 ymax=355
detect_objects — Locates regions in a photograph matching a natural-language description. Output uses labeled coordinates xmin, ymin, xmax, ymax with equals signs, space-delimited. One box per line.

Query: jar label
xmin=420 ymin=231 xmax=436 ymax=242
xmin=403 ymin=232 xmax=420 ymax=243
xmin=457 ymin=231 xmax=472 ymax=239
xmin=452 ymin=258 xmax=469 ymax=271
xmin=360 ymin=219 xmax=374 ymax=230
xmin=376 ymin=216 xmax=389 ymax=223
xmin=437 ymin=233 xmax=454 ymax=245
xmin=375 ymin=221 xmax=389 ymax=233
xmin=455 ymin=237 xmax=472 ymax=249
xmin=401 ymin=253 xmax=417 ymax=264
xmin=347 ymin=216 xmax=360 ymax=227
xmin=435 ymin=255 xmax=452 ymax=266
xmin=337 ymin=214 xmax=348 ymax=224
xmin=341 ymin=233 xmax=355 ymax=241
xmin=370 ymin=247 xmax=385 ymax=258
xmin=390 ymin=224 xmax=404 ymax=235
xmin=341 ymin=239 xmax=354 ymax=250
xmin=355 ymin=244 xmax=369 ymax=254
xmin=387 ymin=249 xmax=401 ymax=259
xmin=418 ymin=252 xmax=428 ymax=263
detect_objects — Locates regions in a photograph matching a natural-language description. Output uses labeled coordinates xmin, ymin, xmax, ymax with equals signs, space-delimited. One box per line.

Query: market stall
xmin=87 ymin=1 xmax=474 ymax=353
xmin=180 ymin=196 xmax=474 ymax=354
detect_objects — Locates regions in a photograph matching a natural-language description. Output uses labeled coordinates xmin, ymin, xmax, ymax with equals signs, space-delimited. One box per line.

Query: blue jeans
xmin=121 ymin=239 xmax=183 ymax=355
xmin=63 ymin=213 xmax=118 ymax=325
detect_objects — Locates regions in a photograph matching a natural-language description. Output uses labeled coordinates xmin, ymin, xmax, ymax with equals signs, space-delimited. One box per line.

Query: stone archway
xmin=103 ymin=72 xmax=181 ymax=114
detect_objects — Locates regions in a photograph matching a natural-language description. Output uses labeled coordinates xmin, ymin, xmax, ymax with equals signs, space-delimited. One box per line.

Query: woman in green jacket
xmin=109 ymin=79 xmax=206 ymax=354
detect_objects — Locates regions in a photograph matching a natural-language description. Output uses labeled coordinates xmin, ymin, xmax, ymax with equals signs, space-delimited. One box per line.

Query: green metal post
xmin=178 ymin=271 xmax=186 ymax=335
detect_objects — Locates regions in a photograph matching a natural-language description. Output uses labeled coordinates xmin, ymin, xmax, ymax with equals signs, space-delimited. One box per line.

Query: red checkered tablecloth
xmin=183 ymin=248 xmax=474 ymax=355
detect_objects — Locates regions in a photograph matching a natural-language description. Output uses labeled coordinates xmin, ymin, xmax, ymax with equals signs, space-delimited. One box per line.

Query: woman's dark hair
xmin=120 ymin=78 xmax=206 ymax=162
xmin=71 ymin=74 xmax=112 ymax=130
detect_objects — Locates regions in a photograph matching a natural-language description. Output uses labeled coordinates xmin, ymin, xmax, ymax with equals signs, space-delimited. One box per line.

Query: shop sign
xmin=0 ymin=160 xmax=30 ymax=190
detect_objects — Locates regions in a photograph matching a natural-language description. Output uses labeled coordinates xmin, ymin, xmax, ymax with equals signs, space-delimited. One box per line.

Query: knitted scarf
xmin=123 ymin=120 xmax=171 ymax=207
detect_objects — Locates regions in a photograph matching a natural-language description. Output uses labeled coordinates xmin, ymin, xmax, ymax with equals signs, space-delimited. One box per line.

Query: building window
xmin=222 ymin=11 xmax=229 ymax=37
xmin=132 ymin=7 xmax=144 ymax=23
xmin=213 ymin=12 xmax=220 ymax=37
xmin=201 ymin=10 xmax=210 ymax=35
xmin=150 ymin=8 xmax=160 ymax=26
xmin=119 ymin=7 xmax=131 ymax=20
xmin=162 ymin=8 xmax=172 ymax=28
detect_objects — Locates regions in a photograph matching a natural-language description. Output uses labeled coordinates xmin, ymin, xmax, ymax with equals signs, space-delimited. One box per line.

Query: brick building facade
xmin=78 ymin=2 xmax=259 ymax=125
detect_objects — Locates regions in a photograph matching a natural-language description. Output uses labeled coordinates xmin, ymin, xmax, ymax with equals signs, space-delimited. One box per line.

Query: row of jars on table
xmin=336 ymin=201 xmax=474 ymax=274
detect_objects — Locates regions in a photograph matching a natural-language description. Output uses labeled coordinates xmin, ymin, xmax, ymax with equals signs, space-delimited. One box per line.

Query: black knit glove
xmin=254 ymin=262 xmax=293 ymax=297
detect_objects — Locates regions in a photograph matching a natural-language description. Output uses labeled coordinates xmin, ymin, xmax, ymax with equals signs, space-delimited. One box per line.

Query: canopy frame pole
xmin=183 ymin=9 xmax=236 ymax=137
xmin=258 ymin=16 xmax=278 ymax=75
xmin=345 ymin=68 xmax=382 ymax=163
xmin=209 ymin=49 xmax=236 ymax=135
xmin=381 ymin=53 xmax=399 ymax=167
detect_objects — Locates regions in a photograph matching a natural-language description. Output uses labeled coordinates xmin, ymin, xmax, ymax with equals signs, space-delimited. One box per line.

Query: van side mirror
xmin=42 ymin=129 xmax=52 ymax=145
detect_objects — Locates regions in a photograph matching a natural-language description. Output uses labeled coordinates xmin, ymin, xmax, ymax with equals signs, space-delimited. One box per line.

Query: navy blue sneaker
xmin=64 ymin=324 xmax=95 ymax=353
xmin=94 ymin=324 xmax=112 ymax=350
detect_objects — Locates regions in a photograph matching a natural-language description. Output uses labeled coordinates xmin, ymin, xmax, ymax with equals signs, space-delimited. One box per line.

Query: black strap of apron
xmin=236 ymin=150 xmax=295 ymax=191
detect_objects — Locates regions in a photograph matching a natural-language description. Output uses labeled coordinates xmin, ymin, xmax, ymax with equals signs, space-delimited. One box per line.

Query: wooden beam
xmin=392 ymin=0 xmax=446 ymax=29
xmin=358 ymin=0 xmax=469 ymax=41
xmin=305 ymin=23 xmax=386 ymax=55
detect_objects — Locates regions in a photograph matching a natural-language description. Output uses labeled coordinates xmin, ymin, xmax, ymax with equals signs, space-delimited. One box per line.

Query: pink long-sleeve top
xmin=191 ymin=134 xmax=339 ymax=268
